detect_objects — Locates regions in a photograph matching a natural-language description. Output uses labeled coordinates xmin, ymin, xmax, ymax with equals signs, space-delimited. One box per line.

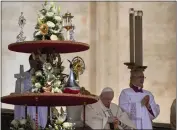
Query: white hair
xmin=100 ymin=87 xmax=114 ymax=95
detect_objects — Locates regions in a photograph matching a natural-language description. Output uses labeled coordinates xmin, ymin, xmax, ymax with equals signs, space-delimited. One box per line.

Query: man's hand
xmin=113 ymin=118 xmax=119 ymax=129
xmin=141 ymin=95 xmax=150 ymax=107
xmin=108 ymin=116 xmax=118 ymax=123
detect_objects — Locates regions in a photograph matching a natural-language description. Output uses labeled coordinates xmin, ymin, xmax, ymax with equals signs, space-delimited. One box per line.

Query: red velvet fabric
xmin=63 ymin=88 xmax=80 ymax=94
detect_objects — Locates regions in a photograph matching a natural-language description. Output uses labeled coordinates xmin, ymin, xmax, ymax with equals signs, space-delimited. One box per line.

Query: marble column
xmin=89 ymin=2 xmax=120 ymax=102
xmin=88 ymin=2 xmax=97 ymax=94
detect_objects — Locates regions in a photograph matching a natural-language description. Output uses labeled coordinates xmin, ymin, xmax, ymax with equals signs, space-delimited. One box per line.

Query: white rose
xmin=63 ymin=122 xmax=73 ymax=128
xmin=35 ymin=70 xmax=43 ymax=77
xmin=47 ymin=21 xmax=55 ymax=28
xmin=35 ymin=83 xmax=42 ymax=88
xmin=52 ymin=6 xmax=58 ymax=14
xmin=11 ymin=119 xmax=19 ymax=126
xmin=39 ymin=15 xmax=45 ymax=20
xmin=54 ymin=124 xmax=59 ymax=130
xmin=52 ymin=87 xmax=62 ymax=93
xmin=46 ymin=12 xmax=54 ymax=17
xmin=50 ymin=34 xmax=58 ymax=40
xmin=32 ymin=88 xmax=39 ymax=93
xmin=19 ymin=119 xmax=27 ymax=125
xmin=53 ymin=80 xmax=61 ymax=88
xmin=56 ymin=116 xmax=66 ymax=125
xmin=54 ymin=16 xmax=62 ymax=21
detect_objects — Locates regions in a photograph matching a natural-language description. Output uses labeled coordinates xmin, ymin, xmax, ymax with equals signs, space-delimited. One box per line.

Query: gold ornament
xmin=40 ymin=24 xmax=49 ymax=40
xmin=72 ymin=56 xmax=85 ymax=84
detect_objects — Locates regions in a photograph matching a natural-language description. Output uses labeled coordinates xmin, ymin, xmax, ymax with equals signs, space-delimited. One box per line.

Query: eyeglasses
xmin=131 ymin=76 xmax=146 ymax=79
xmin=137 ymin=76 xmax=146 ymax=79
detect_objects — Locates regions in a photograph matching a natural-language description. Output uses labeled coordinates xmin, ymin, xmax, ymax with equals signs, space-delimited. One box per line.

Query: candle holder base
xmin=124 ymin=62 xmax=135 ymax=69
xmin=124 ymin=62 xmax=147 ymax=71
xmin=133 ymin=65 xmax=147 ymax=71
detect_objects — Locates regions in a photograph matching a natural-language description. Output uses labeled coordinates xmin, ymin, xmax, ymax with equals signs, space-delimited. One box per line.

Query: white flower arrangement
xmin=31 ymin=53 xmax=67 ymax=93
xmin=46 ymin=107 xmax=75 ymax=130
xmin=10 ymin=115 xmax=41 ymax=130
xmin=33 ymin=1 xmax=64 ymax=41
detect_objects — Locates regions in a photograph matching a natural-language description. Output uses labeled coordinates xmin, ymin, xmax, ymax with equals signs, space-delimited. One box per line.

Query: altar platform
xmin=1 ymin=108 xmax=171 ymax=130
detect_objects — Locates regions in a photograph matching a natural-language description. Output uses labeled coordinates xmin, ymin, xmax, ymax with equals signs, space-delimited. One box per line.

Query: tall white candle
xmin=129 ymin=8 xmax=135 ymax=63
xmin=135 ymin=11 xmax=143 ymax=66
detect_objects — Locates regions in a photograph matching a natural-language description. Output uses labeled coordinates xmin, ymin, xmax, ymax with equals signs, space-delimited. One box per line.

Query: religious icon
xmin=72 ymin=56 xmax=85 ymax=84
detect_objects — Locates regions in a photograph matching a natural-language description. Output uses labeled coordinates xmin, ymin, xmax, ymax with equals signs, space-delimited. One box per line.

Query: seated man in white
xmin=170 ymin=99 xmax=176 ymax=130
xmin=119 ymin=69 xmax=160 ymax=129
xmin=14 ymin=55 xmax=48 ymax=128
xmin=81 ymin=87 xmax=136 ymax=129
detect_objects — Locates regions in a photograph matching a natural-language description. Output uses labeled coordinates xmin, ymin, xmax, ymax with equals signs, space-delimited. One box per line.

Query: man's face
xmin=131 ymin=71 xmax=145 ymax=88
xmin=29 ymin=55 xmax=41 ymax=69
xmin=100 ymin=92 xmax=114 ymax=108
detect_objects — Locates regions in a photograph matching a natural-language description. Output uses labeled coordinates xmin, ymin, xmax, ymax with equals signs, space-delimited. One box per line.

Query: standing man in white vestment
xmin=119 ymin=70 xmax=160 ymax=129
xmin=81 ymin=87 xmax=136 ymax=130
xmin=14 ymin=55 xmax=48 ymax=128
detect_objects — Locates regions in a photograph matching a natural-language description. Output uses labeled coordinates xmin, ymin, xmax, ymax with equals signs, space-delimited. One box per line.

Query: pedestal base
xmin=124 ymin=62 xmax=147 ymax=71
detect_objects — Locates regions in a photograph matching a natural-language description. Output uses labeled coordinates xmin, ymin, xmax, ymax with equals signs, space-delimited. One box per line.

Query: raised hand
xmin=141 ymin=95 xmax=150 ymax=107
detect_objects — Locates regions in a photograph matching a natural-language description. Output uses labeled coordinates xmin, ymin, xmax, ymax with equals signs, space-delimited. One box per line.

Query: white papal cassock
xmin=81 ymin=100 xmax=136 ymax=129
xmin=119 ymin=88 xmax=160 ymax=130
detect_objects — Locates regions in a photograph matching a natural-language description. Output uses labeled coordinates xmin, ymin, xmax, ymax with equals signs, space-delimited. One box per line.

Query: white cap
xmin=100 ymin=87 xmax=114 ymax=95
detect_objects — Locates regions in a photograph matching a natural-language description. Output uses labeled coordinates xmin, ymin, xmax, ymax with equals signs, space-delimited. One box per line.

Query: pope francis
xmin=81 ymin=87 xmax=136 ymax=130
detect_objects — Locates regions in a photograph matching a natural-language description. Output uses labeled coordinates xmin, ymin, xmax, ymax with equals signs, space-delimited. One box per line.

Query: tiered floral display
xmin=3 ymin=1 xmax=98 ymax=130
xmin=10 ymin=2 xmax=74 ymax=130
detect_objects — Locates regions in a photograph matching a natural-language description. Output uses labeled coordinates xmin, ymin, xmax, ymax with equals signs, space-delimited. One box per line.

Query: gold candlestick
xmin=62 ymin=11 xmax=74 ymax=40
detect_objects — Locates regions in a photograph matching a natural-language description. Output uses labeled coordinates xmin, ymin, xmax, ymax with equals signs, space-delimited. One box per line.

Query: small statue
xmin=16 ymin=31 xmax=26 ymax=42
xmin=16 ymin=12 xmax=26 ymax=42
